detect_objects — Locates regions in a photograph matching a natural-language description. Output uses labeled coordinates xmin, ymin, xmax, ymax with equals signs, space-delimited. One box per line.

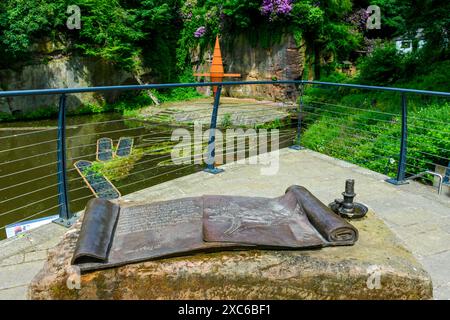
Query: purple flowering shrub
xmin=346 ymin=8 xmax=370 ymax=32
xmin=345 ymin=9 xmax=377 ymax=54
xmin=261 ymin=0 xmax=293 ymax=20
xmin=194 ymin=26 xmax=206 ymax=38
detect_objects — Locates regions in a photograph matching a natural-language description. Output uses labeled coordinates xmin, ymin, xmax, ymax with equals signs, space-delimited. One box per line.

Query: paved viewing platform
xmin=1 ymin=148 xmax=449 ymax=299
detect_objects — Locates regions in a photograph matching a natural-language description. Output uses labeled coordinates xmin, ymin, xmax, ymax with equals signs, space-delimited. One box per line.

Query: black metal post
xmin=53 ymin=94 xmax=77 ymax=227
xmin=290 ymin=83 xmax=305 ymax=150
xmin=204 ymin=85 xmax=224 ymax=174
xmin=386 ymin=94 xmax=409 ymax=185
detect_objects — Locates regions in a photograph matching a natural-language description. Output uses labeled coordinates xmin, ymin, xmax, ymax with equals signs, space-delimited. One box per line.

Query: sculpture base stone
xmin=28 ymin=211 xmax=432 ymax=300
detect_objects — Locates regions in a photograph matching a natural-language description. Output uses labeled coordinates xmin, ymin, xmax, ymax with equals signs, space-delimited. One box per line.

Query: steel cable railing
xmin=0 ymin=204 xmax=62 ymax=232
xmin=298 ymin=84 xmax=449 ymax=191
xmin=0 ymin=80 xmax=449 ymax=239
xmin=68 ymin=133 xmax=295 ymax=197
xmin=300 ymin=109 xmax=401 ymax=141
xmin=0 ymin=104 xmax=294 ymax=237
xmin=66 ymin=131 xmax=295 ymax=191
xmin=0 ymin=127 xmax=58 ymax=141
xmin=0 ymin=193 xmax=62 ymax=218
xmin=63 ymin=132 xmax=295 ymax=216
xmin=302 ymin=105 xmax=448 ymax=149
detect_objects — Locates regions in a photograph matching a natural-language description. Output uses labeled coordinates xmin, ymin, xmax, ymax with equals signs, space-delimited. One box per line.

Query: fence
xmin=0 ymin=80 xmax=449 ymax=238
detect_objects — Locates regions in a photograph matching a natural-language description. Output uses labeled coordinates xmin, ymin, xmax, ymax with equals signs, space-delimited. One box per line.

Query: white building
xmin=395 ymin=28 xmax=426 ymax=54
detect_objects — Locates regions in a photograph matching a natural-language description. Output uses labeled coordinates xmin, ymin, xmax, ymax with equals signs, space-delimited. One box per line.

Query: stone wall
xmin=0 ymin=34 xmax=307 ymax=115
xmin=0 ymin=56 xmax=135 ymax=115
xmin=193 ymin=33 xmax=306 ymax=101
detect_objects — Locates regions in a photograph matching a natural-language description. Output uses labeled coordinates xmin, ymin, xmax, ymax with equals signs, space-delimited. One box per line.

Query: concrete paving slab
xmin=24 ymin=250 xmax=48 ymax=263
xmin=0 ymin=285 xmax=28 ymax=300
xmin=0 ymin=260 xmax=45 ymax=290
xmin=0 ymin=254 xmax=24 ymax=267
xmin=418 ymin=250 xmax=450 ymax=285
xmin=434 ymin=286 xmax=450 ymax=300
xmin=403 ymin=232 xmax=450 ymax=257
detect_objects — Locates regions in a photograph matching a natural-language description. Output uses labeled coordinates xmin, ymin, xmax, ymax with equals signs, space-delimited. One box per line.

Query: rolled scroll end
xmin=71 ymin=198 xmax=120 ymax=265
xmin=285 ymin=185 xmax=359 ymax=245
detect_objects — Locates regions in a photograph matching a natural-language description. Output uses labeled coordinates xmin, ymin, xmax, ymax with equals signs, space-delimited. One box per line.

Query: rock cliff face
xmin=193 ymin=33 xmax=306 ymax=101
xmin=1 ymin=33 xmax=306 ymax=115
xmin=0 ymin=56 xmax=134 ymax=115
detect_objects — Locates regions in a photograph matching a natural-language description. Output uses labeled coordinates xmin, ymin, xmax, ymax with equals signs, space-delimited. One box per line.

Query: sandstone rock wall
xmin=193 ymin=33 xmax=306 ymax=101
xmin=1 ymin=33 xmax=307 ymax=115
xmin=0 ymin=56 xmax=135 ymax=115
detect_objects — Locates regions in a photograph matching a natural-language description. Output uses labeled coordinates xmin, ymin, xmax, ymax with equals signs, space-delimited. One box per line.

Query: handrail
xmin=406 ymin=171 xmax=444 ymax=195
xmin=0 ymin=80 xmax=296 ymax=97
xmin=302 ymin=81 xmax=450 ymax=97
xmin=1 ymin=80 xmax=450 ymax=98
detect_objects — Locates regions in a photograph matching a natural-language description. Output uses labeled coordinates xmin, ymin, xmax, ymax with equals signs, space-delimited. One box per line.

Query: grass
xmin=87 ymin=148 xmax=145 ymax=181
xmin=301 ymin=102 xmax=450 ymax=183
xmin=220 ymin=113 xmax=233 ymax=128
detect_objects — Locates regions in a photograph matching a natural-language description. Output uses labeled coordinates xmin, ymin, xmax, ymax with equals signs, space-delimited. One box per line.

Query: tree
xmin=398 ymin=0 xmax=449 ymax=58
xmin=290 ymin=0 xmax=360 ymax=79
xmin=0 ymin=0 xmax=68 ymax=66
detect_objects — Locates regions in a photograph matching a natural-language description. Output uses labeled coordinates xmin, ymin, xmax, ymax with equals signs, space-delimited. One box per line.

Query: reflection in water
xmin=0 ymin=113 xmax=294 ymax=239
xmin=0 ymin=113 xmax=199 ymax=239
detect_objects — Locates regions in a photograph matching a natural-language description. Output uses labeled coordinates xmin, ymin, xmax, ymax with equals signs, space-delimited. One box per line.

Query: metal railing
xmin=0 ymin=80 xmax=449 ymax=236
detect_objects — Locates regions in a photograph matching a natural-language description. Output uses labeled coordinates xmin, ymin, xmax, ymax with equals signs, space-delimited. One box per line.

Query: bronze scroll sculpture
xmin=72 ymin=185 xmax=358 ymax=272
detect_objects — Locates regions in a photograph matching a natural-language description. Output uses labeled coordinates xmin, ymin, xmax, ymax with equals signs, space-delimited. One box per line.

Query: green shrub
xmin=154 ymin=71 xmax=203 ymax=103
xmin=0 ymin=112 xmax=14 ymax=121
xmin=302 ymin=102 xmax=450 ymax=182
xmin=220 ymin=113 xmax=233 ymax=128
xmin=357 ymin=45 xmax=403 ymax=85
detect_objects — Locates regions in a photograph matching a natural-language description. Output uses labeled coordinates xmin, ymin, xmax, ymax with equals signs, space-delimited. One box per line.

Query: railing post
xmin=386 ymin=93 xmax=409 ymax=185
xmin=204 ymin=85 xmax=224 ymax=174
xmin=444 ymin=162 xmax=450 ymax=185
xmin=53 ymin=94 xmax=77 ymax=227
xmin=290 ymin=83 xmax=305 ymax=150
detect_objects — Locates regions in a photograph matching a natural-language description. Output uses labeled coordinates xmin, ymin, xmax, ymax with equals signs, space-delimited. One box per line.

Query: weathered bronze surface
xmin=72 ymin=185 xmax=358 ymax=272
xmin=203 ymin=191 xmax=325 ymax=247
xmin=72 ymin=199 xmax=119 ymax=264
xmin=329 ymin=179 xmax=369 ymax=219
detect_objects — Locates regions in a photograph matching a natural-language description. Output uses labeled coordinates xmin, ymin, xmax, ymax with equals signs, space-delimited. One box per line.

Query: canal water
xmin=0 ymin=112 xmax=295 ymax=239
xmin=0 ymin=113 xmax=202 ymax=239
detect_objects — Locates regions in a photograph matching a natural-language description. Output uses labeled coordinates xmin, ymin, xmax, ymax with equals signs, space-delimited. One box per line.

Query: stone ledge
xmin=29 ymin=211 xmax=432 ymax=300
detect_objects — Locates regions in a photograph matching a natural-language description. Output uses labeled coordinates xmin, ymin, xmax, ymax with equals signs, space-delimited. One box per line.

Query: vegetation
xmin=300 ymin=50 xmax=449 ymax=183
xmin=254 ymin=117 xmax=290 ymax=130
xmin=284 ymin=0 xmax=450 ymax=184
xmin=0 ymin=0 xmax=365 ymax=85
xmin=0 ymin=0 xmax=448 ymax=182
xmin=85 ymin=146 xmax=146 ymax=181
xmin=302 ymin=101 xmax=449 ymax=176
xmin=220 ymin=113 xmax=233 ymax=128
xmin=1 ymin=0 xmax=447 ymax=81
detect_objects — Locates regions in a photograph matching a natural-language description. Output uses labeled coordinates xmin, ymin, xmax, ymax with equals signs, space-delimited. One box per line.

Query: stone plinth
xmin=28 ymin=211 xmax=432 ymax=300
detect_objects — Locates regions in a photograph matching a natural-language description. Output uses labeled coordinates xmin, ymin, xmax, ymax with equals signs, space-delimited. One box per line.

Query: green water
xmin=0 ymin=113 xmax=203 ymax=239
xmin=0 ymin=112 xmax=295 ymax=240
